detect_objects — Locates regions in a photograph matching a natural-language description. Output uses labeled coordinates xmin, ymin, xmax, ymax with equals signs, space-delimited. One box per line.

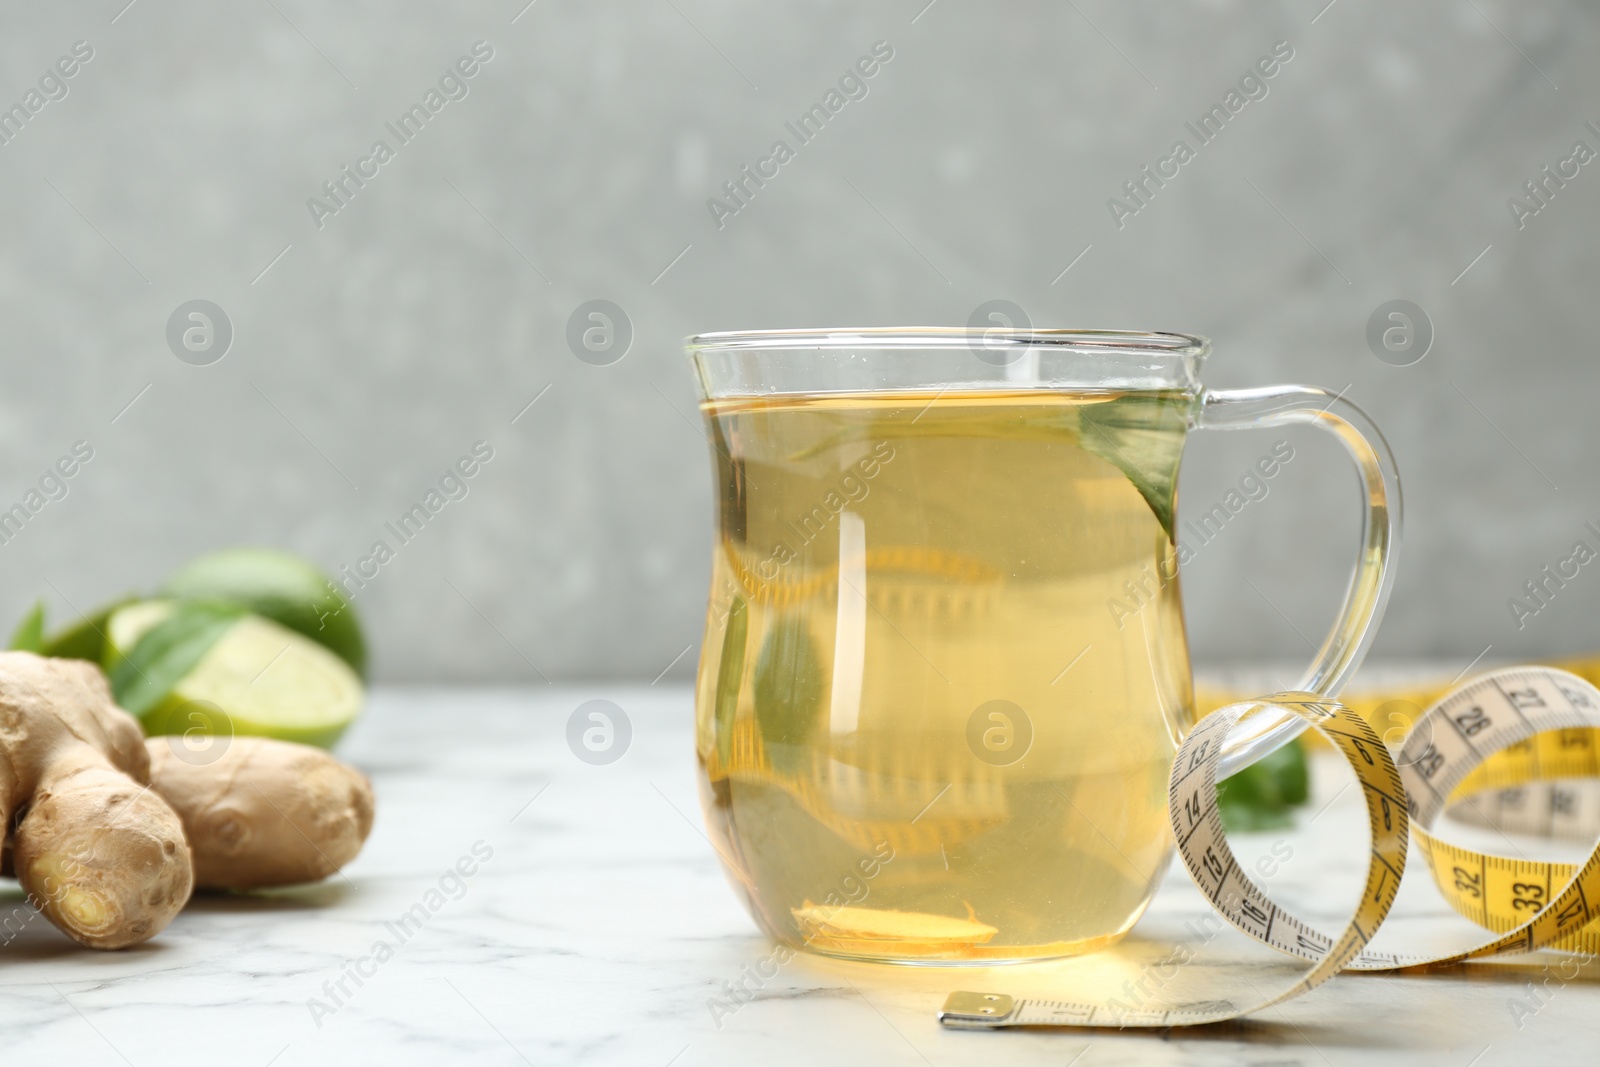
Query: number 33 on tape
xmin=939 ymin=666 xmax=1600 ymax=1030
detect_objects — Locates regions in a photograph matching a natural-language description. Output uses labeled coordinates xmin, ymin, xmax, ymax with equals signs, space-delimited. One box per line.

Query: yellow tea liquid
xmin=694 ymin=389 xmax=1197 ymax=962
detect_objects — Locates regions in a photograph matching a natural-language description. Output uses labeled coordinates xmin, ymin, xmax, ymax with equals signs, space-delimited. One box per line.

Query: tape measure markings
xmin=939 ymin=666 xmax=1600 ymax=1030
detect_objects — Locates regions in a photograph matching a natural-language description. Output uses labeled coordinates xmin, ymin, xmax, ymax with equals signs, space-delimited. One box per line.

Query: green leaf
xmin=752 ymin=613 xmax=824 ymax=773
xmin=8 ymin=601 xmax=45 ymax=652
xmin=109 ymin=601 xmax=246 ymax=717
xmin=713 ymin=597 xmax=748 ymax=769
xmin=39 ymin=596 xmax=138 ymax=662
xmin=1076 ymin=393 xmax=1192 ymax=539
xmin=1216 ymin=738 xmax=1310 ymax=833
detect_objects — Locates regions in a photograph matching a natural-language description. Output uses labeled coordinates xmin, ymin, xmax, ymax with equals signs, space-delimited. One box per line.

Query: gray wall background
xmin=0 ymin=0 xmax=1595 ymax=682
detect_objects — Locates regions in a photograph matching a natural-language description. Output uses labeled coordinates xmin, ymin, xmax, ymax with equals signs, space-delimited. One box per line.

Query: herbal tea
xmin=694 ymin=389 xmax=1197 ymax=962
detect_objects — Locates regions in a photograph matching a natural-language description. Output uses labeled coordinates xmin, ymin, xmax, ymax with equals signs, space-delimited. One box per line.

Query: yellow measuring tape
xmin=938 ymin=665 xmax=1600 ymax=1029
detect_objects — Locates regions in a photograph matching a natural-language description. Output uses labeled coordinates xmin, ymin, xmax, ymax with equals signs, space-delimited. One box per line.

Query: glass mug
xmin=687 ymin=328 xmax=1400 ymax=964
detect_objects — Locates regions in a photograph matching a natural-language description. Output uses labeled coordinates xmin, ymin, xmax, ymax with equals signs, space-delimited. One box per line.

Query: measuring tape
xmin=938 ymin=665 xmax=1600 ymax=1030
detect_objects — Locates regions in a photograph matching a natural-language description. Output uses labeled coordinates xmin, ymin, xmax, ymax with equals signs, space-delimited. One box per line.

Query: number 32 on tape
xmin=939 ymin=666 xmax=1600 ymax=1030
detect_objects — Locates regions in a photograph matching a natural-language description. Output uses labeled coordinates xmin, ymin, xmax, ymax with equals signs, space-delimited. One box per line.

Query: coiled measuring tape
xmin=938 ymin=665 xmax=1600 ymax=1030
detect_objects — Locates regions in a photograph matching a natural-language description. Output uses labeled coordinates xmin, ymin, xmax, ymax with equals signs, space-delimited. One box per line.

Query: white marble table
xmin=5 ymin=686 xmax=1600 ymax=1066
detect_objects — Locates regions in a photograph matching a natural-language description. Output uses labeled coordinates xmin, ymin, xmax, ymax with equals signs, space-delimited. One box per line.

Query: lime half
xmin=107 ymin=601 xmax=363 ymax=748
xmin=160 ymin=547 xmax=368 ymax=678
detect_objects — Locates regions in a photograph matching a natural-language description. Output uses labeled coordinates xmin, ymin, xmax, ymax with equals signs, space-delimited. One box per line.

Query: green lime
xmin=39 ymin=596 xmax=137 ymax=663
xmin=106 ymin=601 xmax=363 ymax=748
xmin=159 ymin=547 xmax=367 ymax=678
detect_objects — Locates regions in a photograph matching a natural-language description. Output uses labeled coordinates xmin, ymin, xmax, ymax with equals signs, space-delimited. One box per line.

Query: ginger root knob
xmin=146 ymin=736 xmax=374 ymax=890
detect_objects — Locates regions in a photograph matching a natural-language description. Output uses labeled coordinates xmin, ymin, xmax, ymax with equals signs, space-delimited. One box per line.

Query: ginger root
xmin=0 ymin=652 xmax=375 ymax=950
xmin=146 ymin=736 xmax=373 ymax=889
xmin=0 ymin=653 xmax=192 ymax=948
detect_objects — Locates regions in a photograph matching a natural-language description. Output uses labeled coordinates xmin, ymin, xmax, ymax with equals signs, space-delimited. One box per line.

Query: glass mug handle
xmin=1195 ymin=386 xmax=1403 ymax=779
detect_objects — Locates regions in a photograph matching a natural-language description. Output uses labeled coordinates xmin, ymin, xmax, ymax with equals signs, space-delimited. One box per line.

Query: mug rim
xmin=685 ymin=327 xmax=1210 ymax=358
